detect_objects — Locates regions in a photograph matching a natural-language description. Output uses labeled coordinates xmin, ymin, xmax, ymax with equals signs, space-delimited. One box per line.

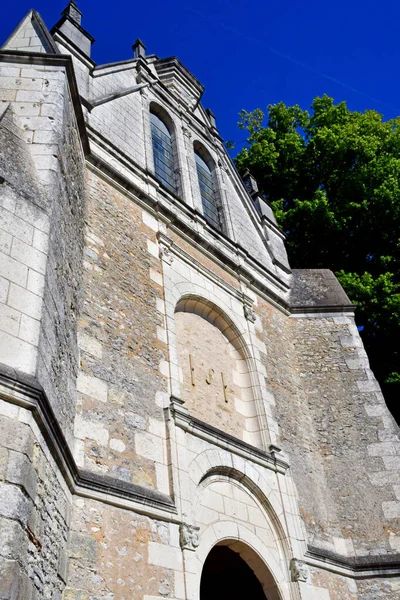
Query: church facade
xmin=0 ymin=3 xmax=400 ymax=598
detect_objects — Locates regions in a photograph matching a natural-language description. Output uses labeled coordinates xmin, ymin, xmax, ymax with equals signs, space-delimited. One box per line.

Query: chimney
xmin=52 ymin=1 xmax=95 ymax=57
xmin=132 ymin=39 xmax=146 ymax=58
xmin=62 ymin=1 xmax=82 ymax=25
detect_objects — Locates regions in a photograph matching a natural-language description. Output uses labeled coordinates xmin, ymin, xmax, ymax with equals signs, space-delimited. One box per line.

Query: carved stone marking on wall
xmin=243 ymin=304 xmax=256 ymax=323
xmin=159 ymin=245 xmax=174 ymax=265
xmin=158 ymin=235 xmax=174 ymax=265
xmin=187 ymin=355 xmax=230 ymax=402
xmin=180 ymin=523 xmax=200 ymax=551
xmin=290 ymin=558 xmax=309 ymax=582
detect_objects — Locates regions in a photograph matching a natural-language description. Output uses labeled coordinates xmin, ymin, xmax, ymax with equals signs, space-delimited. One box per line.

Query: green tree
xmin=235 ymin=95 xmax=400 ymax=420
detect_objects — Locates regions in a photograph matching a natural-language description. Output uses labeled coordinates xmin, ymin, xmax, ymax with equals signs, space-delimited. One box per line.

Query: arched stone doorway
xmin=200 ymin=541 xmax=282 ymax=600
xmin=200 ymin=545 xmax=266 ymax=599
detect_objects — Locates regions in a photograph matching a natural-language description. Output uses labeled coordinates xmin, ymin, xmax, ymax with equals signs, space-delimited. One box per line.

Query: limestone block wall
xmin=0 ymin=59 xmax=86 ymax=440
xmin=88 ymin=64 xmax=146 ymax=169
xmin=2 ymin=14 xmax=47 ymax=53
xmin=0 ymin=67 xmax=50 ymax=377
xmin=36 ymin=72 xmax=86 ymax=441
xmin=175 ymin=309 xmax=257 ymax=444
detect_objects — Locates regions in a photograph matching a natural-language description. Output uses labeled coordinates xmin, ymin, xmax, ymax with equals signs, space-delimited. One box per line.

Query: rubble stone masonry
xmin=0 ymin=4 xmax=399 ymax=599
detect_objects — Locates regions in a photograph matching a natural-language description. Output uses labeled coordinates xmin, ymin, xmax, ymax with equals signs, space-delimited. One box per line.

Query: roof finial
xmin=206 ymin=108 xmax=217 ymax=129
xmin=132 ymin=39 xmax=146 ymax=58
xmin=62 ymin=1 xmax=82 ymax=26
xmin=242 ymin=170 xmax=259 ymax=198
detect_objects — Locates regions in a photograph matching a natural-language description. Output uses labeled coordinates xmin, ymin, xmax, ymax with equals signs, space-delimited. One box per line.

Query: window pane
xmin=150 ymin=113 xmax=177 ymax=194
xmin=195 ymin=152 xmax=221 ymax=230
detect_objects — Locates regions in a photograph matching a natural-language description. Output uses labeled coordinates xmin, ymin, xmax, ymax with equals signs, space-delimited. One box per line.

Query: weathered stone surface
xmin=291 ymin=269 xmax=353 ymax=309
xmin=0 ymin=4 xmax=399 ymax=599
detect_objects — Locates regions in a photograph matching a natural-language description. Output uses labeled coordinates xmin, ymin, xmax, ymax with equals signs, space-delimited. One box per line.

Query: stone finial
xmin=290 ymin=558 xmax=309 ymax=582
xmin=62 ymin=1 xmax=82 ymax=25
xmin=133 ymin=38 xmax=146 ymax=58
xmin=206 ymin=108 xmax=217 ymax=129
xmin=242 ymin=170 xmax=259 ymax=198
xmin=180 ymin=523 xmax=200 ymax=551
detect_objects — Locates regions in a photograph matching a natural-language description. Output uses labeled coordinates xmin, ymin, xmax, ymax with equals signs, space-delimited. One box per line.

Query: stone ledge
xmin=290 ymin=269 xmax=355 ymax=313
xmin=0 ymin=363 xmax=177 ymax=517
xmin=306 ymin=544 xmax=400 ymax=578
xmin=170 ymin=396 xmax=289 ymax=475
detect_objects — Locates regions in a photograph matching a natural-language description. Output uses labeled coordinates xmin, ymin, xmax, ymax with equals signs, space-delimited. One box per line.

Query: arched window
xmin=150 ymin=111 xmax=177 ymax=194
xmin=194 ymin=149 xmax=221 ymax=230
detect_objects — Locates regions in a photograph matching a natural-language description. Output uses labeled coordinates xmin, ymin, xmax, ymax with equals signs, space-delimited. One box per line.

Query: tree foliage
xmin=235 ymin=96 xmax=400 ymax=419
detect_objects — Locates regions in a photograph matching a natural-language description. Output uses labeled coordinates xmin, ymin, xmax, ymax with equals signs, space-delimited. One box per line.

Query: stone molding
xmin=305 ymin=545 xmax=400 ymax=580
xmin=157 ymin=232 xmax=254 ymax=308
xmin=169 ymin=396 xmax=289 ymax=475
xmin=0 ymin=365 xmax=177 ymax=519
xmin=1 ymin=368 xmax=399 ymax=579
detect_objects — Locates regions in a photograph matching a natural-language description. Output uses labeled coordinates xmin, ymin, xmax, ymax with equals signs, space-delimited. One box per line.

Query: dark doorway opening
xmin=200 ymin=545 xmax=267 ymax=600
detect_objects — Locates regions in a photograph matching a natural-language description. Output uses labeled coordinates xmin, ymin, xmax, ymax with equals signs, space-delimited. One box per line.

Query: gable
xmin=154 ymin=57 xmax=204 ymax=111
xmin=1 ymin=10 xmax=58 ymax=54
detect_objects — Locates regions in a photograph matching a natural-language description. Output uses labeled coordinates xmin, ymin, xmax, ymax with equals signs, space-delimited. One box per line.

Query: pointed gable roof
xmin=154 ymin=57 xmax=204 ymax=110
xmin=1 ymin=10 xmax=59 ymax=54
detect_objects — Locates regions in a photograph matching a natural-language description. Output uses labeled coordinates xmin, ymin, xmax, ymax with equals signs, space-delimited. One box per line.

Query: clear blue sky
xmin=2 ymin=0 xmax=400 ymax=151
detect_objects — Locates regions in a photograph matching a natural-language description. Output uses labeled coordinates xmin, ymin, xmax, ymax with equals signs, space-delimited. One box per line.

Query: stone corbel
xmin=290 ymin=558 xmax=309 ymax=582
xmin=182 ymin=126 xmax=192 ymax=139
xmin=158 ymin=233 xmax=174 ymax=265
xmin=243 ymin=303 xmax=257 ymax=323
xmin=217 ymin=157 xmax=228 ymax=173
xmin=180 ymin=523 xmax=200 ymax=551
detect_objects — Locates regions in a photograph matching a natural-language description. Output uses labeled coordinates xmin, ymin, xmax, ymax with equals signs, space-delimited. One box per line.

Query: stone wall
xmin=65 ymin=499 xmax=180 ymax=600
xmin=0 ymin=72 xmax=49 ymax=378
xmin=258 ymin=292 xmax=400 ymax=558
xmin=0 ymin=401 xmax=71 ymax=600
xmin=175 ymin=310 xmax=256 ymax=443
xmin=1 ymin=7 xmax=400 ymax=598
xmin=0 ymin=60 xmax=86 ymax=440
xmin=73 ymin=170 xmax=170 ymax=493
xmin=36 ymin=73 xmax=86 ymax=441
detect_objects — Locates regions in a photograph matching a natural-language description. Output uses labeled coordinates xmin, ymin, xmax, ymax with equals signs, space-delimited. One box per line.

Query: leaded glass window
xmin=150 ymin=112 xmax=176 ymax=193
xmin=195 ymin=152 xmax=220 ymax=230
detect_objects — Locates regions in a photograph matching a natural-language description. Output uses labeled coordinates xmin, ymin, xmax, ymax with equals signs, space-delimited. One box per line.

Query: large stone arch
xmin=187 ymin=521 xmax=292 ymax=600
xmin=161 ymin=256 xmax=280 ymax=451
xmin=174 ymin=294 xmax=263 ymax=445
xmin=187 ymin=450 xmax=285 ymax=529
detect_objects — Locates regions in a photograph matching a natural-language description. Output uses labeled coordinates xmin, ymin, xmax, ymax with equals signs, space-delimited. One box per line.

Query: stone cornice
xmin=305 ymin=545 xmax=400 ymax=579
xmin=0 ymin=365 xmax=178 ymax=520
xmin=169 ymin=396 xmax=290 ymax=475
xmin=157 ymin=232 xmax=255 ymax=308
